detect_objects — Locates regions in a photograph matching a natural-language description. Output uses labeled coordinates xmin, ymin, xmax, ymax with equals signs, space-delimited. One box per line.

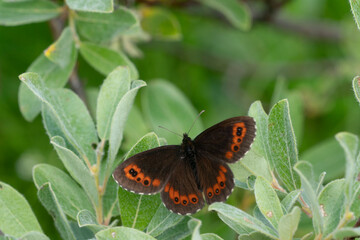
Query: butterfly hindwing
xmin=113 ymin=146 xmax=180 ymax=195
xmin=195 ymin=152 xmax=235 ymax=204
xmin=194 ymin=116 xmax=256 ymax=163
xmin=161 ymin=158 xmax=205 ymax=215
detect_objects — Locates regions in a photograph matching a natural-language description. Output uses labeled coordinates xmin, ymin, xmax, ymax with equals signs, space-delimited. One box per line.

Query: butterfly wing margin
xmin=113 ymin=145 xmax=180 ymax=195
xmin=161 ymin=159 xmax=205 ymax=215
xmin=194 ymin=116 xmax=256 ymax=163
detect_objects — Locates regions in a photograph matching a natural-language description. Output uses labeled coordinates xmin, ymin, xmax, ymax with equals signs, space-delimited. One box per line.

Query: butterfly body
xmin=113 ymin=116 xmax=256 ymax=215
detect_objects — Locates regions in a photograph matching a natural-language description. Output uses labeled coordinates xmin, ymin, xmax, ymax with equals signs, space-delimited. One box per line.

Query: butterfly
xmin=113 ymin=116 xmax=256 ymax=215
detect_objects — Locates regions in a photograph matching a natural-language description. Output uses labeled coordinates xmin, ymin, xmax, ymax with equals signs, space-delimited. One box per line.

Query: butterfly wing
xmin=194 ymin=116 xmax=256 ymax=163
xmin=161 ymin=157 xmax=205 ymax=215
xmin=195 ymin=152 xmax=235 ymax=204
xmin=113 ymin=145 xmax=180 ymax=195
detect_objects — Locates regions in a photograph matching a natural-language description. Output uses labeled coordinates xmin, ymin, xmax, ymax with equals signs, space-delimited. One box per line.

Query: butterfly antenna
xmin=187 ymin=110 xmax=205 ymax=135
xmin=158 ymin=126 xmax=183 ymax=137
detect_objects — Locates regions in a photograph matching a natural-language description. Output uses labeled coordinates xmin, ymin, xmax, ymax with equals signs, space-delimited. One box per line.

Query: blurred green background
xmin=1 ymin=0 xmax=360 ymax=238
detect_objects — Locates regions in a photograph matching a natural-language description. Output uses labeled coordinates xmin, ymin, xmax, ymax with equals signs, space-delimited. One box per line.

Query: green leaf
xmin=333 ymin=227 xmax=360 ymax=239
xmin=197 ymin=0 xmax=251 ymax=31
xmin=201 ymin=233 xmax=223 ymax=240
xmin=268 ymin=99 xmax=301 ymax=191
xmin=102 ymin=176 xmax=119 ymax=219
xmin=278 ymin=207 xmax=301 ymax=240
xmin=239 ymin=232 xmax=273 ymax=240
xmin=188 ymin=218 xmax=201 ymax=240
xmin=0 ymin=0 xmax=60 ymax=26
xmin=75 ymin=7 xmax=138 ymax=42
xmin=146 ymin=204 xmax=183 ymax=237
xmin=248 ymin=101 xmax=272 ymax=168
xmin=118 ymin=133 xmax=162 ymax=230
xmin=33 ymin=164 xmax=95 ymax=220
xmin=77 ymin=210 xmax=106 ymax=232
xmin=19 ymin=72 xmax=98 ymax=163
xmin=19 ymin=231 xmax=50 ymax=240
xmin=318 ymin=179 xmax=346 ymax=237
xmin=231 ymin=150 xmax=272 ymax=182
xmin=79 ymin=42 xmax=138 ymax=79
xmin=336 ymin=132 xmax=359 ymax=202
xmin=143 ymin=80 xmax=203 ymax=144
xmin=349 ymin=0 xmax=360 ymax=30
xmin=66 ymin=0 xmax=113 ymax=13
xmin=108 ymin=80 xmax=146 ymax=165
xmin=19 ymin=29 xmax=77 ymax=121
xmin=209 ymin=202 xmax=279 ymax=239
xmin=37 ymin=183 xmax=76 ymax=240
xmin=50 ymin=136 xmax=98 ymax=207
xmin=294 ymin=161 xmax=323 ymax=235
xmin=353 ymin=76 xmax=360 ymax=104
xmin=95 ymin=227 xmax=156 ymax=240
xmin=254 ymin=176 xmax=283 ymax=229
xmin=253 ymin=206 xmax=273 ymax=229
xmin=0 ymin=182 xmax=42 ymax=237
xmin=97 ymin=67 xmax=131 ymax=140
xmin=156 ymin=217 xmax=191 ymax=240
xmin=300 ymin=232 xmax=313 ymax=240
xmin=141 ymin=6 xmax=182 ymax=40
xmin=68 ymin=221 xmax=94 ymax=239
xmin=280 ymin=190 xmax=301 ymax=213
xmin=301 ymin=138 xmax=345 ymax=182
xmin=44 ymin=27 xmax=74 ymax=68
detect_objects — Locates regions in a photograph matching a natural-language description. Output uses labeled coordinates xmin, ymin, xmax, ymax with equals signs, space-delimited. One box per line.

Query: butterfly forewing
xmin=113 ymin=146 xmax=180 ymax=195
xmin=161 ymin=158 xmax=205 ymax=215
xmin=194 ymin=116 xmax=256 ymax=163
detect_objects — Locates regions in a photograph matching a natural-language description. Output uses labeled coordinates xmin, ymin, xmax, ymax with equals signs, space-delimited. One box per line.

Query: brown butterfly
xmin=113 ymin=116 xmax=256 ymax=215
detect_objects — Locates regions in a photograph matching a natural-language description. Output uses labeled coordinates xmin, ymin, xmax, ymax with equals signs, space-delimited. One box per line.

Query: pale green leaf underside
xmin=349 ymin=0 xmax=360 ymax=30
xmin=254 ymin=176 xmax=283 ymax=229
xmin=33 ymin=164 xmax=94 ymax=220
xmin=95 ymin=226 xmax=156 ymax=240
xmin=66 ymin=0 xmax=113 ymax=13
xmin=268 ymin=99 xmax=300 ymax=192
xmin=0 ymin=181 xmax=42 ymax=237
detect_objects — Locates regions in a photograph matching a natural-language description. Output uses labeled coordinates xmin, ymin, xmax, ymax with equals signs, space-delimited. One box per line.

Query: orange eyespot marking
xmin=219 ymin=165 xmax=227 ymax=173
xmin=225 ymin=151 xmax=233 ymax=159
xmin=188 ymin=194 xmax=198 ymax=204
xmin=233 ymin=123 xmax=246 ymax=138
xmin=231 ymin=143 xmax=240 ymax=152
xmin=174 ymin=190 xmax=179 ymax=202
xmin=124 ymin=164 xmax=133 ymax=173
xmin=207 ymin=187 xmax=214 ymax=199
xmin=152 ymin=179 xmax=161 ymax=187
xmin=169 ymin=187 xmax=175 ymax=199
xmin=180 ymin=195 xmax=189 ymax=206
xmin=219 ymin=181 xmax=226 ymax=189
xmin=174 ymin=196 xmax=180 ymax=204
xmin=233 ymin=136 xmax=242 ymax=144
xmin=213 ymin=184 xmax=221 ymax=195
xmin=164 ymin=183 xmax=170 ymax=192
xmin=219 ymin=170 xmax=226 ymax=181
xmin=135 ymin=173 xmax=144 ymax=182
xmin=142 ymin=176 xmax=151 ymax=186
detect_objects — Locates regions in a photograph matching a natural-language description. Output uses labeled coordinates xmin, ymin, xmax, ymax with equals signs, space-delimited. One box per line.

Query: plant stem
xmin=94 ymin=139 xmax=106 ymax=224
